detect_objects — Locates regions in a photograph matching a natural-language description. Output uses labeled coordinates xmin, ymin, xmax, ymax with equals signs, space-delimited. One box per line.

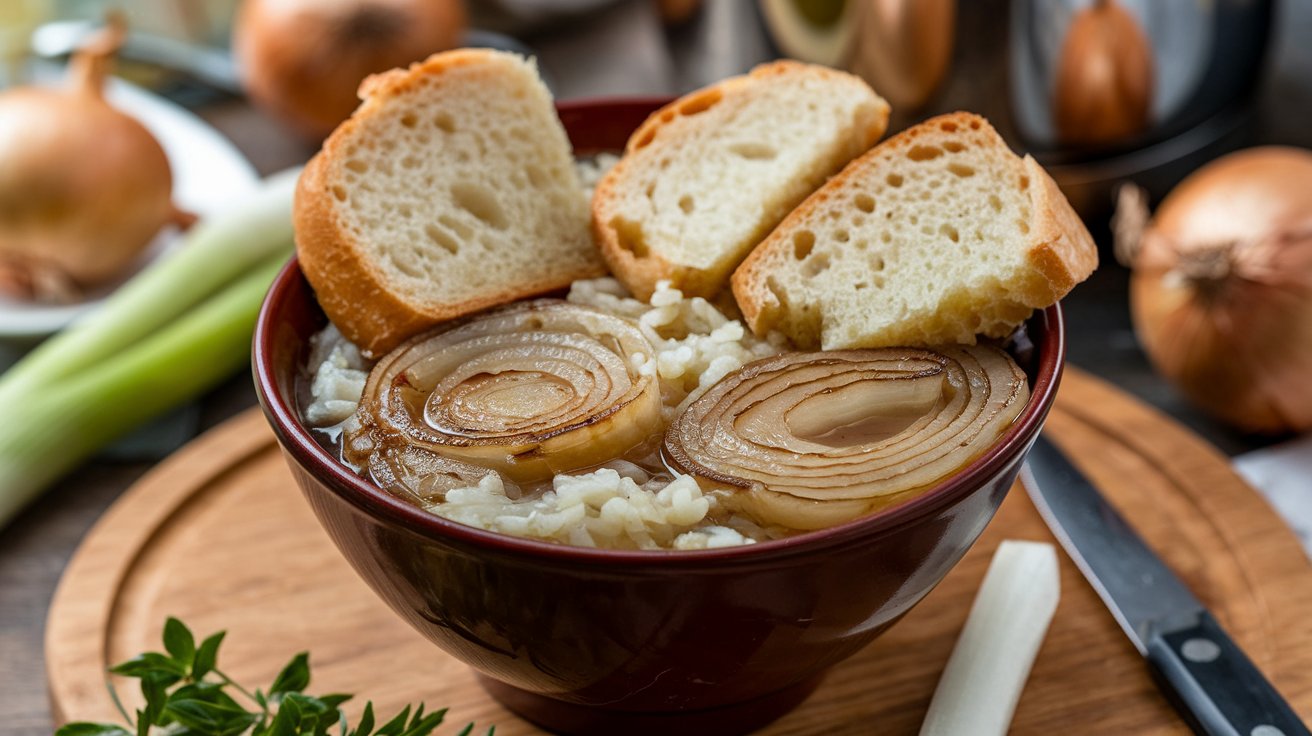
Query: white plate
xmin=0 ymin=77 xmax=260 ymax=338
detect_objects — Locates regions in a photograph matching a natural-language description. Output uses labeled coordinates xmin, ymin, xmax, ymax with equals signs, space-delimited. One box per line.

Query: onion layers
xmin=345 ymin=300 xmax=662 ymax=494
xmin=664 ymin=345 xmax=1029 ymax=529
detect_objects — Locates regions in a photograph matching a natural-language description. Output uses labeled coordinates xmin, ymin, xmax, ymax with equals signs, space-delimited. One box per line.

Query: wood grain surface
xmin=44 ymin=368 xmax=1312 ymax=734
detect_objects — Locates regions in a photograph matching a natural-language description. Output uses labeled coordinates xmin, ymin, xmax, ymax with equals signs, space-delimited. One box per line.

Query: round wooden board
xmin=46 ymin=368 xmax=1312 ymax=734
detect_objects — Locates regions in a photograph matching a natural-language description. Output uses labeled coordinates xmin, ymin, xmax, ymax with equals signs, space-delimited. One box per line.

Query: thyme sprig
xmin=56 ymin=618 xmax=492 ymax=736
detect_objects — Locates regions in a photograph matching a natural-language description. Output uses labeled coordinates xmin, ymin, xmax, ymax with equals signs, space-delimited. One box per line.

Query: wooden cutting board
xmin=45 ymin=368 xmax=1312 ymax=734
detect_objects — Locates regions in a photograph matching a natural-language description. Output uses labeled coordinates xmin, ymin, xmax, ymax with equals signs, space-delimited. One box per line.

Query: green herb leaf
xmin=53 ymin=723 xmax=133 ymax=736
xmin=192 ymin=630 xmax=225 ymax=680
xmin=269 ymin=653 xmax=311 ymax=695
xmin=87 ymin=618 xmax=484 ymax=736
xmin=167 ymin=698 xmax=260 ymax=735
xmin=353 ymin=702 xmax=376 ymax=736
xmin=193 ymin=630 xmax=226 ymax=680
xmin=399 ymin=707 xmax=448 ymax=736
xmin=109 ymin=652 xmax=187 ymax=680
xmin=266 ymin=694 xmax=302 ymax=736
xmin=169 ymin=681 xmax=246 ymax=716
xmin=162 ymin=617 xmax=196 ymax=667
xmin=318 ymin=693 xmax=352 ymax=711
xmin=140 ymin=671 xmax=173 ymax=726
xmin=374 ymin=705 xmax=411 ymax=736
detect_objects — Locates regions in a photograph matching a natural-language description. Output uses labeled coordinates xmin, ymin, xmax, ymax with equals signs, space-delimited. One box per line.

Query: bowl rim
xmin=255 ymin=257 xmax=1065 ymax=567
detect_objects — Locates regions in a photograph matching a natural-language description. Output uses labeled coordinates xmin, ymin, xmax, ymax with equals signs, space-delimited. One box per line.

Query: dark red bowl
xmin=253 ymin=98 xmax=1066 ymax=736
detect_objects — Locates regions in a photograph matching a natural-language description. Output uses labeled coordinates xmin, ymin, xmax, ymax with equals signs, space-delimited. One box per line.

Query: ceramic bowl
xmin=253 ymin=98 xmax=1066 ymax=736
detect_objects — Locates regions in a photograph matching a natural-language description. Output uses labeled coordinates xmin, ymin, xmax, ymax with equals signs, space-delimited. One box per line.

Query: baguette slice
xmin=732 ymin=112 xmax=1097 ymax=350
xmin=295 ymin=49 xmax=604 ymax=357
xmin=592 ymin=61 xmax=889 ymax=301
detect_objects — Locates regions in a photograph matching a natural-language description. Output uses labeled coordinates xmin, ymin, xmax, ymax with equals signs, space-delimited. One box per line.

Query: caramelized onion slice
xmin=665 ymin=346 xmax=1029 ymax=529
xmin=345 ymin=300 xmax=661 ymax=489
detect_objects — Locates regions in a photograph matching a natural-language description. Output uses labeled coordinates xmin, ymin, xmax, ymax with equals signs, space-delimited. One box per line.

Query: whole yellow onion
xmin=1053 ymin=0 xmax=1154 ymax=146
xmin=0 ymin=17 xmax=188 ymax=302
xmin=234 ymin=0 xmax=466 ymax=141
xmin=1124 ymin=147 xmax=1312 ymax=434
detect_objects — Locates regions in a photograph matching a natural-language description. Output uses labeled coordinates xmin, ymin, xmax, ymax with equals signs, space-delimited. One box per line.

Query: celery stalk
xmin=0 ymin=168 xmax=299 ymax=404
xmin=0 ymin=255 xmax=287 ymax=527
xmin=919 ymin=540 xmax=1061 ymax=736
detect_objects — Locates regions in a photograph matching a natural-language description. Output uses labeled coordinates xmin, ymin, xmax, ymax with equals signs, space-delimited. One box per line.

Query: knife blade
xmin=1022 ymin=434 xmax=1310 ymax=736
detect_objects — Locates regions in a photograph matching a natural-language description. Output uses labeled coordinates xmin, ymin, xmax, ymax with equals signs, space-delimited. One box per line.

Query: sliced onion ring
xmin=345 ymin=300 xmax=661 ymax=492
xmin=664 ymin=346 xmax=1030 ymax=530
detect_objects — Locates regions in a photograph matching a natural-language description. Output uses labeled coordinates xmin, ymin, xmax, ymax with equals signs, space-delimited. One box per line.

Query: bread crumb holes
xmin=793 ymin=230 xmax=816 ymax=260
xmin=729 ymin=142 xmax=778 ymax=160
xmin=907 ymin=145 xmax=943 ymax=161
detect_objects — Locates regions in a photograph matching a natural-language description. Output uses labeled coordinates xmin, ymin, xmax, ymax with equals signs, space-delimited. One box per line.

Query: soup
xmin=298 ymin=273 xmax=1028 ymax=550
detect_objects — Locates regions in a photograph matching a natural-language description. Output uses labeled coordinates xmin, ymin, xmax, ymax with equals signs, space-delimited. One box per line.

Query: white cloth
xmin=1234 ymin=435 xmax=1312 ymax=558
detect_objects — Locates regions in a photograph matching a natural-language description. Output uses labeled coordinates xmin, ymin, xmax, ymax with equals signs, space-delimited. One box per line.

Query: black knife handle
xmin=1146 ymin=611 xmax=1310 ymax=736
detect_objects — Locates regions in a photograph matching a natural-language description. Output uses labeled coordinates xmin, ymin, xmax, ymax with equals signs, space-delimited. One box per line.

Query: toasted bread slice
xmin=732 ymin=112 xmax=1097 ymax=349
xmin=591 ymin=61 xmax=889 ymax=301
xmin=295 ymin=49 xmax=604 ymax=357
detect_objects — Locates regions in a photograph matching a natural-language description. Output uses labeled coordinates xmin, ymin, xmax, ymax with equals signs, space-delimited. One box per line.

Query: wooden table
xmin=4 ymin=2 xmax=1312 ymax=733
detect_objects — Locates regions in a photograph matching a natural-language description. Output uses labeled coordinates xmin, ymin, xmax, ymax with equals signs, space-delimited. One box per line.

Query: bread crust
xmin=731 ymin=112 xmax=1098 ymax=340
xmin=293 ymin=48 xmax=604 ymax=358
xmin=592 ymin=60 xmax=889 ymax=301
xmin=1021 ymin=154 xmax=1098 ymax=300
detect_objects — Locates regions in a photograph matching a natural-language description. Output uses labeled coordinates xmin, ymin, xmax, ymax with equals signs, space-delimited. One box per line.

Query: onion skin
xmin=0 ymin=17 xmax=187 ymax=301
xmin=657 ymin=0 xmax=703 ymax=25
xmin=1053 ymin=0 xmax=1153 ymax=146
xmin=665 ymin=345 xmax=1028 ymax=530
xmin=1130 ymin=147 xmax=1312 ymax=433
xmin=347 ymin=300 xmax=662 ymax=492
xmin=845 ymin=0 xmax=955 ymax=111
xmin=234 ymin=0 xmax=466 ymax=141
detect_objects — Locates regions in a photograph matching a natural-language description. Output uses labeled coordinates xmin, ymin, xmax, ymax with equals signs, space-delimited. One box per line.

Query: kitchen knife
xmin=1021 ymin=435 xmax=1310 ymax=736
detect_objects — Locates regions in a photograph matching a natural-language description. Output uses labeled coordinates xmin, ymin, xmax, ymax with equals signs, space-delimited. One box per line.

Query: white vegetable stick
xmin=920 ymin=540 xmax=1061 ymax=736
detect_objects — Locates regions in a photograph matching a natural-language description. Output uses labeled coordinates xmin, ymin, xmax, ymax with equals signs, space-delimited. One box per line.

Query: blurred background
xmin=2 ymin=1 xmax=1311 ymax=732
